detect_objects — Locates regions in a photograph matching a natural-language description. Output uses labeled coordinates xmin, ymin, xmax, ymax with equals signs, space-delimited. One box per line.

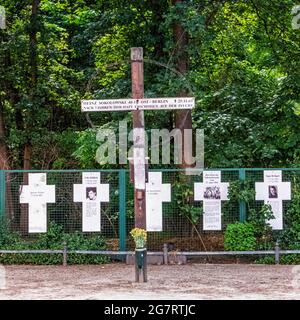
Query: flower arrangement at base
xmin=130 ymin=227 xmax=147 ymax=249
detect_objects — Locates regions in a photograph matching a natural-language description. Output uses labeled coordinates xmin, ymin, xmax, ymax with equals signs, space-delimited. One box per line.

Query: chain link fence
xmin=0 ymin=168 xmax=299 ymax=252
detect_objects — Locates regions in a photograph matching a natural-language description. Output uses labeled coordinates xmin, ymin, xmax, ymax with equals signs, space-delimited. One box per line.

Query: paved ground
xmin=0 ymin=263 xmax=300 ymax=300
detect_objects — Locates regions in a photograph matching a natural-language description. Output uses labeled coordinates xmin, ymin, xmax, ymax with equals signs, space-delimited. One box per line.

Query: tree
xmin=0 ymin=0 xmax=299 ymax=170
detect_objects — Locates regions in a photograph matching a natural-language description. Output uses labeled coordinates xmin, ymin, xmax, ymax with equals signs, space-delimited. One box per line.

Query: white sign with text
xmin=81 ymin=97 xmax=195 ymax=112
xmin=194 ymin=171 xmax=229 ymax=230
xmin=255 ymin=170 xmax=291 ymax=230
xmin=20 ymin=173 xmax=55 ymax=233
xmin=146 ymin=172 xmax=171 ymax=231
xmin=73 ymin=172 xmax=109 ymax=232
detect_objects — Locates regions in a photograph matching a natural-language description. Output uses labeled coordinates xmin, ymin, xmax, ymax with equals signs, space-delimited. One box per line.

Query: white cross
xmin=146 ymin=172 xmax=171 ymax=231
xmin=255 ymin=170 xmax=291 ymax=230
xmin=194 ymin=171 xmax=229 ymax=230
xmin=73 ymin=172 xmax=109 ymax=232
xmin=20 ymin=173 xmax=55 ymax=233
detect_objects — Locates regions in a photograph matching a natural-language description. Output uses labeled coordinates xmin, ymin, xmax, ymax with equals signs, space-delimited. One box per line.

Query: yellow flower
xmin=130 ymin=228 xmax=147 ymax=248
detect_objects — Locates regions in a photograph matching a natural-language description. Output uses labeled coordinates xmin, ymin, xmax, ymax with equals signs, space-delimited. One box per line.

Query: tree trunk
xmin=0 ymin=103 xmax=9 ymax=170
xmin=0 ymin=102 xmax=16 ymax=225
xmin=24 ymin=0 xmax=39 ymax=171
xmin=172 ymin=0 xmax=194 ymax=169
xmin=20 ymin=0 xmax=40 ymax=235
xmin=29 ymin=0 xmax=39 ymax=87
xmin=172 ymin=0 xmax=199 ymax=242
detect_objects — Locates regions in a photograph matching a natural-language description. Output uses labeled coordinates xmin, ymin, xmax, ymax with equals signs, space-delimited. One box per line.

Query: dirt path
xmin=0 ymin=263 xmax=300 ymax=300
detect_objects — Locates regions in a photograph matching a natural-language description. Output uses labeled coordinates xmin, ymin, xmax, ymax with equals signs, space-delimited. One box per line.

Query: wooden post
xmin=131 ymin=47 xmax=147 ymax=283
xmin=63 ymin=241 xmax=68 ymax=267
xmin=131 ymin=47 xmax=146 ymax=230
xmin=80 ymin=47 xmax=194 ymax=284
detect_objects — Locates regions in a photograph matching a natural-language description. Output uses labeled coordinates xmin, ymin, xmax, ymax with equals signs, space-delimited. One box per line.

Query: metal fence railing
xmin=0 ymin=168 xmax=300 ymax=253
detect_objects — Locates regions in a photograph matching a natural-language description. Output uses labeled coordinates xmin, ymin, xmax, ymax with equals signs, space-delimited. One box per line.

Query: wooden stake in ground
xmin=131 ymin=47 xmax=147 ymax=230
xmin=81 ymin=47 xmax=194 ymax=282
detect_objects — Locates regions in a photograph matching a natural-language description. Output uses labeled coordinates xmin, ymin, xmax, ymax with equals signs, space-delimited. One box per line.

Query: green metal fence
xmin=0 ymin=168 xmax=299 ymax=252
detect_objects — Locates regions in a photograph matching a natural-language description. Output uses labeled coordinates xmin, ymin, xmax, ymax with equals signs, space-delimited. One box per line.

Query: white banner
xmin=81 ymin=97 xmax=195 ymax=112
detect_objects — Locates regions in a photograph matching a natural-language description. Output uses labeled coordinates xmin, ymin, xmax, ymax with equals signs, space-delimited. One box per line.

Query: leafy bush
xmin=254 ymin=256 xmax=275 ymax=264
xmin=279 ymin=224 xmax=300 ymax=251
xmin=280 ymin=254 xmax=300 ymax=265
xmin=173 ymin=180 xmax=201 ymax=226
xmin=248 ymin=204 xmax=275 ymax=250
xmin=228 ymin=180 xmax=255 ymax=203
xmin=255 ymin=254 xmax=300 ymax=265
xmin=228 ymin=180 xmax=276 ymax=250
xmin=0 ymin=221 xmax=109 ymax=265
xmin=224 ymin=222 xmax=256 ymax=251
xmin=0 ymin=217 xmax=21 ymax=247
xmin=279 ymin=178 xmax=300 ymax=252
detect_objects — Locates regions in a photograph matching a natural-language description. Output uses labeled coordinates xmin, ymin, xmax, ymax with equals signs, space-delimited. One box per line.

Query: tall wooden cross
xmin=81 ymin=47 xmax=194 ymax=232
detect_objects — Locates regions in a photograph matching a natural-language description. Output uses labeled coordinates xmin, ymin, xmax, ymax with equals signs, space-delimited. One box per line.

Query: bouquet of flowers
xmin=130 ymin=227 xmax=147 ymax=249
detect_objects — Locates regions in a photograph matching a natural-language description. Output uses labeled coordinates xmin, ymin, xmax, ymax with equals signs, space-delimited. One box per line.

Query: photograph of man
xmin=86 ymin=187 xmax=97 ymax=201
xmin=268 ymin=185 xmax=278 ymax=199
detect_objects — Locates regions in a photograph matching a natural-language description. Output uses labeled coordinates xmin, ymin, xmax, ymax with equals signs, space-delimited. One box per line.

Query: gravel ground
xmin=0 ymin=263 xmax=300 ymax=300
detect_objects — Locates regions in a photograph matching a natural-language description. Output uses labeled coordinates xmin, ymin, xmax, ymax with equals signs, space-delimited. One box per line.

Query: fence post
xmin=275 ymin=240 xmax=280 ymax=265
xmin=119 ymin=170 xmax=126 ymax=251
xmin=63 ymin=241 xmax=68 ymax=267
xmin=239 ymin=168 xmax=246 ymax=222
xmin=163 ymin=243 xmax=168 ymax=265
xmin=0 ymin=170 xmax=5 ymax=218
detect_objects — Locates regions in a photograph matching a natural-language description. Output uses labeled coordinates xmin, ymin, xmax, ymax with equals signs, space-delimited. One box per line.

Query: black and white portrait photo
xmin=86 ymin=187 xmax=97 ymax=201
xmin=204 ymin=186 xmax=221 ymax=199
xmin=268 ymin=185 xmax=278 ymax=199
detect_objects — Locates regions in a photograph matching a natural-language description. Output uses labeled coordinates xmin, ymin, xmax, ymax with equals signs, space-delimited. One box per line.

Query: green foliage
xmin=248 ymin=205 xmax=274 ymax=236
xmin=173 ymin=179 xmax=201 ymax=225
xmin=280 ymin=224 xmax=300 ymax=251
xmin=0 ymin=221 xmax=109 ymax=265
xmin=0 ymin=217 xmax=21 ymax=247
xmin=228 ymin=179 xmax=276 ymax=250
xmin=191 ymin=1 xmax=300 ymax=168
xmin=224 ymin=222 xmax=256 ymax=251
xmin=248 ymin=204 xmax=275 ymax=250
xmin=72 ymin=129 xmax=99 ymax=169
xmin=228 ymin=179 xmax=255 ymax=203
xmin=280 ymin=255 xmax=300 ymax=264
xmin=254 ymin=256 xmax=275 ymax=264
xmin=279 ymin=177 xmax=300 ymax=251
xmin=256 ymin=254 xmax=300 ymax=265
xmin=1 ymin=0 xmax=299 ymax=170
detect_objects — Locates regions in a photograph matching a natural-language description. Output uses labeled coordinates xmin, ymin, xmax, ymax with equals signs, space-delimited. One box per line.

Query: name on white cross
xmin=146 ymin=172 xmax=171 ymax=231
xmin=20 ymin=173 xmax=55 ymax=233
xmin=194 ymin=171 xmax=229 ymax=230
xmin=73 ymin=172 xmax=109 ymax=232
xmin=255 ymin=170 xmax=291 ymax=230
